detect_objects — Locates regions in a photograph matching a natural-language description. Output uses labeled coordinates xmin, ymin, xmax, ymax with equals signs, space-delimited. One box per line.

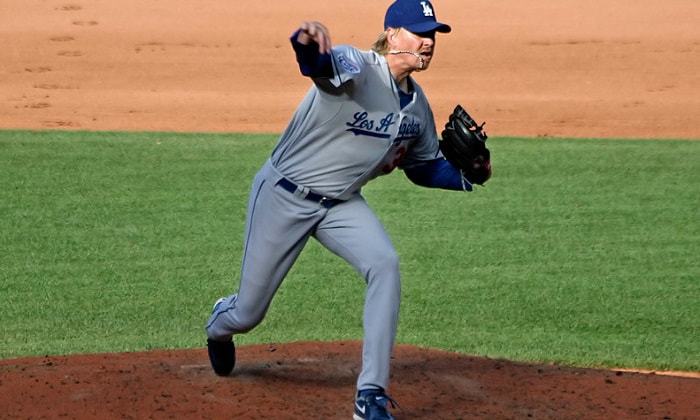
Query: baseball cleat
xmin=207 ymin=297 xmax=235 ymax=376
xmin=353 ymin=389 xmax=399 ymax=420
xmin=207 ymin=338 xmax=235 ymax=376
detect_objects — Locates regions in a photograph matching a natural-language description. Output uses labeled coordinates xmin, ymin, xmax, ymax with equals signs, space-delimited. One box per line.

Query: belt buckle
xmin=319 ymin=196 xmax=332 ymax=208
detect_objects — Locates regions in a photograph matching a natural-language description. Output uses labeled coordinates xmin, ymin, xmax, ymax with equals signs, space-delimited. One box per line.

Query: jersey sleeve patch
xmin=337 ymin=53 xmax=360 ymax=74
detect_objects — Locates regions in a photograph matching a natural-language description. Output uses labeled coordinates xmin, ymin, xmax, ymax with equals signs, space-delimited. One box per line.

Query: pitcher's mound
xmin=2 ymin=341 xmax=698 ymax=419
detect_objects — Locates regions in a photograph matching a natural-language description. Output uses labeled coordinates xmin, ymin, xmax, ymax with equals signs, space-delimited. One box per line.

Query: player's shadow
xmin=230 ymin=358 xmax=360 ymax=388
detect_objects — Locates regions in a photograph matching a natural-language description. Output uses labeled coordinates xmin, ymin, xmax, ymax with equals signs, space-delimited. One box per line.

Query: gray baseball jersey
xmin=271 ymin=44 xmax=441 ymax=200
xmin=206 ymin=44 xmax=440 ymax=392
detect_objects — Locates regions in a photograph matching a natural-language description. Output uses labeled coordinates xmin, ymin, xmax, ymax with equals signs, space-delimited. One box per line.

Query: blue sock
xmin=358 ymin=388 xmax=383 ymax=398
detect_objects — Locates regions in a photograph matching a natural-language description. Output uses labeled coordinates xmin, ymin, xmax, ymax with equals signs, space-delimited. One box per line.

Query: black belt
xmin=277 ymin=178 xmax=344 ymax=208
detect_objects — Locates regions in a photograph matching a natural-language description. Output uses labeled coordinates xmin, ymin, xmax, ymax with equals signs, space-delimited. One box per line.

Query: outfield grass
xmin=0 ymin=130 xmax=697 ymax=372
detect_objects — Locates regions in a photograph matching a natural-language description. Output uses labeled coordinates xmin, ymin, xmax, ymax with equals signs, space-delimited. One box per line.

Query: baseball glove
xmin=439 ymin=105 xmax=492 ymax=185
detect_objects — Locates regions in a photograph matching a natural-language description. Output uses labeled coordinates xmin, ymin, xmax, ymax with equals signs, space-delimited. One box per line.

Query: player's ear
xmin=387 ymin=27 xmax=398 ymax=41
xmin=386 ymin=28 xmax=399 ymax=48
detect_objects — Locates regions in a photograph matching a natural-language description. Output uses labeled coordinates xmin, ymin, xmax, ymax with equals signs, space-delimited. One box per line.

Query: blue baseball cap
xmin=384 ymin=0 xmax=451 ymax=34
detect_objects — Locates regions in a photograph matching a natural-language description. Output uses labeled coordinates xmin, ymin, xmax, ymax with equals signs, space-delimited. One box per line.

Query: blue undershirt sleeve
xmin=290 ymin=29 xmax=334 ymax=78
xmin=404 ymin=158 xmax=473 ymax=192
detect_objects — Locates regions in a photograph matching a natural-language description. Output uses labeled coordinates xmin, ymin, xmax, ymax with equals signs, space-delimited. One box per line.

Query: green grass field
xmin=1 ymin=130 xmax=698 ymax=373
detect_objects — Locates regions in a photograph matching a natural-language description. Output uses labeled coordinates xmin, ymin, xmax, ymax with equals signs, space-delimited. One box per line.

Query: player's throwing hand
xmin=297 ymin=21 xmax=332 ymax=54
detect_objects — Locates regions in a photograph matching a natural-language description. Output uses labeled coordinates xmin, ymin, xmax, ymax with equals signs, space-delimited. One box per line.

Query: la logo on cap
xmin=421 ymin=1 xmax=434 ymax=17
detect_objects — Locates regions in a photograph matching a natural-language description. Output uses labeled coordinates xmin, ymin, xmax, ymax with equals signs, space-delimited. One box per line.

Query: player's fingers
xmin=299 ymin=21 xmax=331 ymax=54
xmin=315 ymin=22 xmax=332 ymax=54
xmin=308 ymin=22 xmax=331 ymax=54
xmin=300 ymin=21 xmax=314 ymax=35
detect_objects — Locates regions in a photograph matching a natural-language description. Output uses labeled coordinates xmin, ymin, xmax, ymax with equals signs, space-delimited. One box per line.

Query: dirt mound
xmin=2 ymin=341 xmax=698 ymax=419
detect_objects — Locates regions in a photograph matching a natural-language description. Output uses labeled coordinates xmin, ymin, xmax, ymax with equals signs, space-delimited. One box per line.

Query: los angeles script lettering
xmin=346 ymin=111 xmax=396 ymax=133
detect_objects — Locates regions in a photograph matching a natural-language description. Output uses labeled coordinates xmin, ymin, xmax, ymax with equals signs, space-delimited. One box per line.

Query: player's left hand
xmin=439 ymin=105 xmax=492 ymax=185
xmin=297 ymin=21 xmax=332 ymax=54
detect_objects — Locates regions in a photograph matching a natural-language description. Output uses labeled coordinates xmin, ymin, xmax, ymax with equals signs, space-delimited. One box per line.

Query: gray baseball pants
xmin=206 ymin=160 xmax=401 ymax=391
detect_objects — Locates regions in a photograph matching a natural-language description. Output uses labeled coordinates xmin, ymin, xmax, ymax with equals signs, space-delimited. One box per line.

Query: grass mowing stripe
xmin=1 ymin=131 xmax=698 ymax=373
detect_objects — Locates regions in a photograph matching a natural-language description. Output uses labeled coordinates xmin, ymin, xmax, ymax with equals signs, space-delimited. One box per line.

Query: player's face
xmin=401 ymin=29 xmax=436 ymax=70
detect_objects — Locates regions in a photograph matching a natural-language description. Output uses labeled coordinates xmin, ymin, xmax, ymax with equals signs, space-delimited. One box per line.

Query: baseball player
xmin=206 ymin=1 xmax=488 ymax=418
